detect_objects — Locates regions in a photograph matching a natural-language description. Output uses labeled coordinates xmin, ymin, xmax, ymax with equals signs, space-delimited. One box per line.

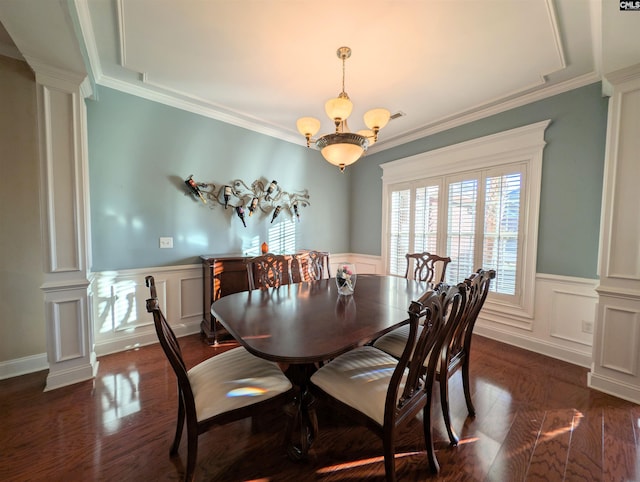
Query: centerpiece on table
xmin=335 ymin=263 xmax=357 ymax=296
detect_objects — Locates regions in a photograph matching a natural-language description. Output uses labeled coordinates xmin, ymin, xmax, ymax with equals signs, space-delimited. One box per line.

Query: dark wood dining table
xmin=210 ymin=274 xmax=431 ymax=458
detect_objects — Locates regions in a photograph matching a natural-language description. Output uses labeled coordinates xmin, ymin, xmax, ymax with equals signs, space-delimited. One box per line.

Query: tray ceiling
xmin=2 ymin=0 xmax=602 ymax=152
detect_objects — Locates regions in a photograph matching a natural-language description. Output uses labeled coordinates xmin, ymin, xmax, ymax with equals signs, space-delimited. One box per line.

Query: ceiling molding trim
xmin=26 ymin=57 xmax=87 ymax=87
xmin=545 ymin=0 xmax=567 ymax=70
xmin=0 ymin=42 xmax=23 ymax=61
xmin=370 ymin=71 xmax=601 ymax=153
xmin=72 ymin=0 xmax=103 ymax=82
xmin=97 ymin=75 xmax=302 ymax=145
xmin=589 ymin=0 xmax=603 ymax=75
xmin=80 ymin=76 xmax=93 ymax=99
xmin=115 ymin=0 xmax=126 ymax=67
xmin=604 ymin=63 xmax=640 ymax=85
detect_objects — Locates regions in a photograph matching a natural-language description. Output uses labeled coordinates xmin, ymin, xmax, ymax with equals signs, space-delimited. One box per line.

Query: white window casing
xmin=381 ymin=120 xmax=550 ymax=325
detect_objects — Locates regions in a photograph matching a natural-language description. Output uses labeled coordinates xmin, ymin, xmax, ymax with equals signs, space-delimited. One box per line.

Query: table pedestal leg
xmin=283 ymin=364 xmax=318 ymax=460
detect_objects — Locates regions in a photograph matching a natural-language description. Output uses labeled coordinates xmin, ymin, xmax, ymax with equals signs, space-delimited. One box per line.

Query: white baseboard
xmin=44 ymin=358 xmax=98 ymax=391
xmin=474 ymin=323 xmax=592 ymax=368
xmin=588 ymin=371 xmax=640 ymax=405
xmin=0 ymin=352 xmax=49 ymax=380
xmin=95 ymin=319 xmax=202 ymax=356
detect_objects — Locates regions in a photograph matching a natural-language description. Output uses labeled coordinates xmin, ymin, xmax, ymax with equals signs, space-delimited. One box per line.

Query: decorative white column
xmin=589 ymin=63 xmax=640 ymax=403
xmin=34 ymin=62 xmax=96 ymax=391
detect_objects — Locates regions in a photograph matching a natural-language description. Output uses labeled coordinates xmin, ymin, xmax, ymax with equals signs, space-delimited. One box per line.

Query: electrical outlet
xmin=159 ymin=237 xmax=173 ymax=249
xmin=582 ymin=320 xmax=593 ymax=334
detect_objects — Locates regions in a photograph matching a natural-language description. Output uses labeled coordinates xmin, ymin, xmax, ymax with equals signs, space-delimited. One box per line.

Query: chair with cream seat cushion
xmin=145 ymin=275 xmax=293 ymax=482
xmin=310 ymin=284 xmax=465 ymax=478
xmin=373 ymin=268 xmax=495 ymax=445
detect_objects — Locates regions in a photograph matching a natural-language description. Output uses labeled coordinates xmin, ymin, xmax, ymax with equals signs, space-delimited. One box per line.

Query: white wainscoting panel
xmin=85 ymin=258 xmax=598 ymax=371
xmin=549 ymin=289 xmax=597 ymax=347
xmin=600 ymin=305 xmax=640 ymax=376
xmin=338 ymin=253 xmax=384 ymax=275
xmin=473 ymin=273 xmax=597 ymax=368
xmin=52 ymin=298 xmax=86 ymax=361
xmin=180 ymin=276 xmax=203 ymax=319
xmin=92 ymin=265 xmax=202 ymax=356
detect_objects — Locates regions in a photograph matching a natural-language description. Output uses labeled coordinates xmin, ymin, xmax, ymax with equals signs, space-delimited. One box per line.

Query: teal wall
xmin=350 ymin=82 xmax=608 ymax=279
xmin=86 ymin=87 xmax=349 ymax=271
xmin=87 ymin=83 xmax=607 ymax=278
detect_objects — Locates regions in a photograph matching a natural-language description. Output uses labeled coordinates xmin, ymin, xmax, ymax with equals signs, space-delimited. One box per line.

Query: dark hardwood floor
xmin=1 ymin=334 xmax=639 ymax=481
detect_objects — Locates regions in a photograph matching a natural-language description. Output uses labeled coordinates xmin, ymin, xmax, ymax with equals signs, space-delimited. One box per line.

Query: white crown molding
xmin=72 ymin=0 xmax=104 ymax=82
xmin=371 ymin=71 xmax=601 ymax=153
xmin=96 ymin=74 xmax=302 ymax=145
xmin=604 ymin=62 xmax=640 ymax=85
xmin=29 ymin=58 xmax=87 ymax=88
xmin=0 ymin=42 xmax=23 ymax=61
xmin=92 ymin=66 xmax=600 ymax=154
xmin=544 ymin=0 xmax=567 ymax=72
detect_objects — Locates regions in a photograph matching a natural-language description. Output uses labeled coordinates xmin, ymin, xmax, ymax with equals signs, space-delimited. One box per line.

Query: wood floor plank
xmin=1 ymin=334 xmax=639 ymax=481
xmin=564 ymin=408 xmax=603 ymax=482
xmin=483 ymin=408 xmax=545 ymax=482
xmin=525 ymin=409 xmax=575 ymax=481
xmin=633 ymin=405 xmax=640 ymax=479
xmin=603 ymin=406 xmax=637 ymax=481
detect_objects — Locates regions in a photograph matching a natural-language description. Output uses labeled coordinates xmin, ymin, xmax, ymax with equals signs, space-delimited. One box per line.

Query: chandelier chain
xmin=342 ymin=54 xmax=346 ymax=95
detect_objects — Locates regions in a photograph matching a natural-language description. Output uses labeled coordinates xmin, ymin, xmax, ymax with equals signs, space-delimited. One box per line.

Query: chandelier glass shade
xmin=316 ymin=132 xmax=369 ymax=169
xmin=296 ymin=46 xmax=390 ymax=172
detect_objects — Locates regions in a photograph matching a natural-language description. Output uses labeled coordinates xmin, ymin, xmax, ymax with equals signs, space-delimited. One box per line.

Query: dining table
xmin=210 ymin=273 xmax=431 ymax=458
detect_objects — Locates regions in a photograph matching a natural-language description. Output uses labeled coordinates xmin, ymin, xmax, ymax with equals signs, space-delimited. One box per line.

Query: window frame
xmin=380 ymin=120 xmax=550 ymax=323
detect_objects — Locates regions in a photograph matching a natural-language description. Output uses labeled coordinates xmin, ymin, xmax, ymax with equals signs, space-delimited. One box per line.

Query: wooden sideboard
xmin=201 ymin=254 xmax=250 ymax=344
xmin=200 ymin=251 xmax=328 ymax=344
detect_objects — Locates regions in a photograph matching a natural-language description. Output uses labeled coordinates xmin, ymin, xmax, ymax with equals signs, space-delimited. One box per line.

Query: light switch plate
xmin=159 ymin=237 xmax=173 ymax=249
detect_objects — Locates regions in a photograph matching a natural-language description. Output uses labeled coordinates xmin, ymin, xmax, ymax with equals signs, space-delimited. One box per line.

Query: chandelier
xmin=296 ymin=47 xmax=390 ymax=172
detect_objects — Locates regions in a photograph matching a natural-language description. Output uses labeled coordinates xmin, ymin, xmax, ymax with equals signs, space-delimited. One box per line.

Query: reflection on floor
xmin=1 ymin=334 xmax=639 ymax=481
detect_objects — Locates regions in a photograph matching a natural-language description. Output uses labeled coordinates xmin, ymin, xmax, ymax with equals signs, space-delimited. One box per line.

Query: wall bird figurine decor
xmin=183 ymin=176 xmax=310 ymax=226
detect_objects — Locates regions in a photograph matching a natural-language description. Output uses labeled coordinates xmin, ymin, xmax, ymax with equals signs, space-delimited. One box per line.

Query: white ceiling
xmin=1 ymin=1 xmax=635 ymax=153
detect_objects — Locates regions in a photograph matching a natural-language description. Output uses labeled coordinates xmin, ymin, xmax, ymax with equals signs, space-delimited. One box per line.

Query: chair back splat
xmin=246 ymin=253 xmax=292 ymax=290
xmin=145 ymin=275 xmax=293 ymax=481
xmin=304 ymin=250 xmax=331 ymax=281
xmin=405 ymin=251 xmax=451 ymax=283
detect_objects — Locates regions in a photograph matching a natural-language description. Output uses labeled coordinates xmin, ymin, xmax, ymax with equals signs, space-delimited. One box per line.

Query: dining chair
xmin=310 ymin=283 xmax=466 ymax=478
xmin=246 ymin=253 xmax=292 ymax=289
xmin=145 ymin=275 xmax=294 ymax=482
xmin=303 ymin=250 xmax=331 ymax=281
xmin=373 ymin=268 xmax=495 ymax=446
xmin=438 ymin=268 xmax=496 ymax=444
xmin=404 ymin=251 xmax=451 ymax=283
xmin=289 ymin=250 xmax=330 ymax=283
